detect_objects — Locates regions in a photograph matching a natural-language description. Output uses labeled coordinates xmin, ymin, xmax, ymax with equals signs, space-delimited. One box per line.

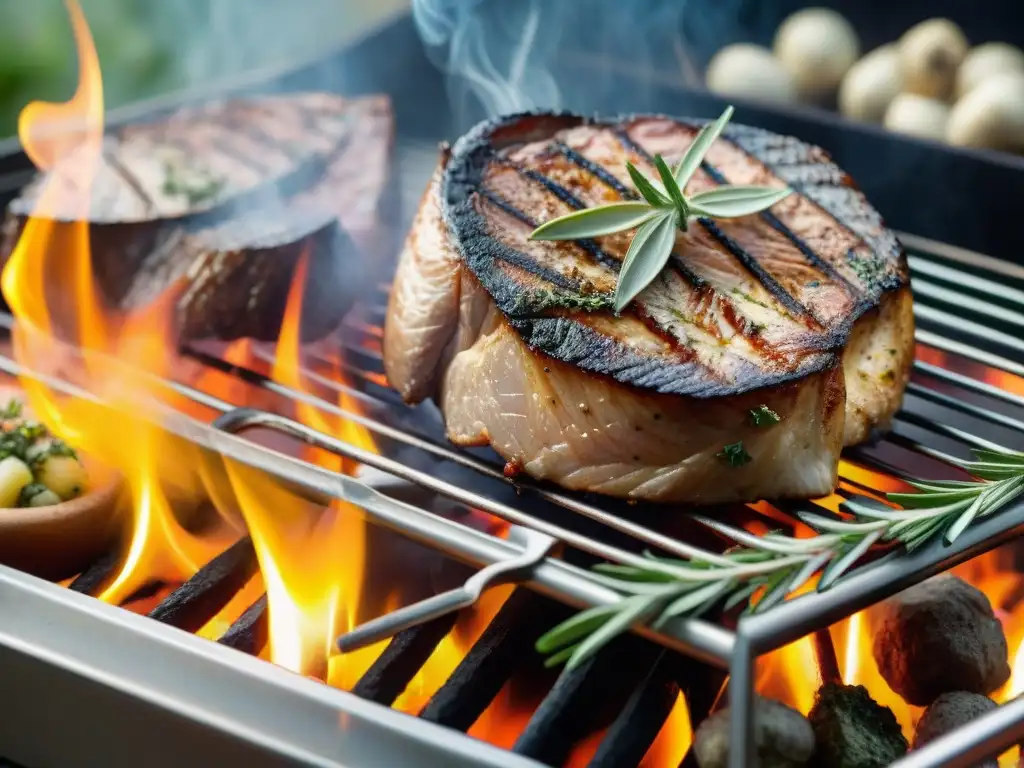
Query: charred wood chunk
xmin=0 ymin=93 xmax=394 ymax=344
xmin=872 ymin=575 xmax=1010 ymax=706
xmin=512 ymin=636 xmax=659 ymax=766
xmin=693 ymin=696 xmax=815 ymax=768
xmin=913 ymin=692 xmax=998 ymax=767
xmin=808 ymin=683 xmax=908 ymax=768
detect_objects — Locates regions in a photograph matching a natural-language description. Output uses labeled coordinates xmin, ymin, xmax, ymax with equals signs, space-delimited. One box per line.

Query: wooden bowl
xmin=0 ymin=457 xmax=121 ymax=580
xmin=0 ymin=386 xmax=122 ymax=580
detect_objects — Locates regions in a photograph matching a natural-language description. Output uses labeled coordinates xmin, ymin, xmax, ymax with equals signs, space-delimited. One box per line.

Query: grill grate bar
xmin=352 ymin=612 xmax=459 ymax=706
xmin=906 ymin=381 xmax=1024 ymax=436
xmin=913 ymin=360 xmax=1024 ymax=411
xmin=419 ymin=589 xmax=567 ymax=731
xmin=915 ymin=305 xmax=1024 ymax=359
xmin=908 ymin=255 xmax=1024 ymax=306
xmin=216 ymin=595 xmax=268 ymax=654
xmin=214 ymin=408 xmax=734 ymax=576
xmin=147 ymin=537 xmax=259 ymax=633
xmin=916 ymin=329 xmax=1024 ymax=380
xmin=912 ymin=279 xmax=1024 ymax=331
xmin=586 ymin=652 xmax=682 ymax=768
xmin=512 ymin=637 xmax=661 ymax=766
xmin=895 ymin=409 xmax=1007 ymax=452
xmin=183 ymin=346 xmax=738 ymax=568
xmin=67 ymin=549 xmax=119 ymax=595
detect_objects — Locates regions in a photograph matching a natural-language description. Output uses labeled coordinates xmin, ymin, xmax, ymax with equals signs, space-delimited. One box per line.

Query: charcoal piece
xmin=1 ymin=93 xmax=394 ymax=343
xmin=513 ymin=637 xmax=659 ymax=766
xmin=67 ymin=549 xmax=120 ymax=595
xmin=808 ymin=683 xmax=908 ymax=768
xmin=217 ymin=595 xmax=268 ymax=655
xmin=693 ymin=695 xmax=815 ymax=768
xmin=913 ymin=691 xmax=998 ymax=766
xmin=587 ymin=652 xmax=681 ymax=768
xmin=419 ymin=589 xmax=566 ymax=730
xmin=872 ymin=575 xmax=1010 ymax=706
xmin=352 ymin=612 xmax=458 ymax=706
xmin=147 ymin=537 xmax=259 ymax=632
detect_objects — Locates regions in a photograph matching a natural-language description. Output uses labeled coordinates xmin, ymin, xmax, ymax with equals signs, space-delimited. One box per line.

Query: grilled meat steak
xmin=2 ymin=93 xmax=394 ymax=342
xmin=385 ymin=113 xmax=913 ymax=503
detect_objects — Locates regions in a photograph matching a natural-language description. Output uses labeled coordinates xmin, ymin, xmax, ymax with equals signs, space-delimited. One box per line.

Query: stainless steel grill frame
xmin=0 ymin=227 xmax=1022 ymax=767
xmin=0 ymin=9 xmax=1022 ymax=766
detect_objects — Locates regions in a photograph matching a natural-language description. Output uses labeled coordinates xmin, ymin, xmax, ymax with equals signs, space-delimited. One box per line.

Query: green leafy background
xmin=0 ymin=0 xmax=408 ymax=139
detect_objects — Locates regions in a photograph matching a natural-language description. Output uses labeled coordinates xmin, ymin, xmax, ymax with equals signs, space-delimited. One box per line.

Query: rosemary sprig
xmin=537 ymin=446 xmax=1024 ymax=670
xmin=528 ymin=105 xmax=793 ymax=311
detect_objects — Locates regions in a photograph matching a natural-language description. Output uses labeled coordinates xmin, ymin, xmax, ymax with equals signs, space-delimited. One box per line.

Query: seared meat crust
xmin=385 ymin=112 xmax=913 ymax=503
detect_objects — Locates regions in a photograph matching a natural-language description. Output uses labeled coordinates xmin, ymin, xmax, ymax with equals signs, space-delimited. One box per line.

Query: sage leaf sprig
xmin=536 ymin=446 xmax=1024 ymax=671
xmin=528 ymin=105 xmax=793 ymax=312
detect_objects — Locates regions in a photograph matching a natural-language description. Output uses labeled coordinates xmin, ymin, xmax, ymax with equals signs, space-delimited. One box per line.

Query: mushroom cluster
xmin=705 ymin=10 xmax=1024 ymax=154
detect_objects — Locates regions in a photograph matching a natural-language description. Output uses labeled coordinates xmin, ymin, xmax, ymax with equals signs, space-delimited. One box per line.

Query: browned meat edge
xmin=441 ymin=111 xmax=908 ymax=398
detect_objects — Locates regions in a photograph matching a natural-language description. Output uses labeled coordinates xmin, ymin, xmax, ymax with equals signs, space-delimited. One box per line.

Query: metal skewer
xmin=336 ymin=525 xmax=558 ymax=653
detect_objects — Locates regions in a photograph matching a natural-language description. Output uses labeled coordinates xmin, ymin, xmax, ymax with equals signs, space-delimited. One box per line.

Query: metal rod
xmin=913 ymin=279 xmax=1024 ymax=332
xmin=184 ymin=347 xmax=735 ymax=567
xmin=908 ymin=256 xmax=1024 ymax=307
xmin=889 ymin=693 xmax=1024 ymax=768
xmin=899 ymin=231 xmax=1024 ymax=281
xmin=915 ymin=305 xmax=1024 ymax=359
xmin=895 ymin=409 xmax=1008 ymax=452
xmin=739 ymin=497 xmax=1024 ymax=651
xmin=914 ymin=360 xmax=1024 ymax=412
xmin=915 ymin=329 xmax=1024 ymax=380
xmin=726 ymin=636 xmax=755 ymax=768
xmin=906 ymin=381 xmax=1024 ymax=436
xmin=213 ymin=408 xmax=726 ymax=580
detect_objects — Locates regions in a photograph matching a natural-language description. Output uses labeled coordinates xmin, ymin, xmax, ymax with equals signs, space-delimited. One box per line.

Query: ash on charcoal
xmin=693 ymin=695 xmax=815 ymax=768
xmin=913 ymin=691 xmax=998 ymax=767
xmin=808 ymin=683 xmax=908 ymax=768
xmin=872 ymin=575 xmax=1010 ymax=706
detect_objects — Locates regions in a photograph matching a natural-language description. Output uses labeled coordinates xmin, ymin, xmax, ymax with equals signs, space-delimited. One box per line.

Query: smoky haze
xmin=411 ymin=0 xmax=758 ymax=130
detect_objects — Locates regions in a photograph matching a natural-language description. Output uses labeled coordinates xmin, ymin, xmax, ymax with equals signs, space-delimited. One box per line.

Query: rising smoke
xmin=412 ymin=0 xmax=757 ymax=129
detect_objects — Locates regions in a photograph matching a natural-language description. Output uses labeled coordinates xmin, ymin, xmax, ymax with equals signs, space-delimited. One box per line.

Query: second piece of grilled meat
xmin=385 ymin=112 xmax=913 ymax=503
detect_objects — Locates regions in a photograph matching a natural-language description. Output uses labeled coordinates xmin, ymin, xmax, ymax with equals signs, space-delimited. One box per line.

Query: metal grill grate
xmin=1 ymin=227 xmax=1022 ymax=767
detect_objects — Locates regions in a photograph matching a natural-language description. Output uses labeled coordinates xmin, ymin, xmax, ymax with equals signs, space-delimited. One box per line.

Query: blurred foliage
xmin=0 ymin=0 xmax=173 ymax=137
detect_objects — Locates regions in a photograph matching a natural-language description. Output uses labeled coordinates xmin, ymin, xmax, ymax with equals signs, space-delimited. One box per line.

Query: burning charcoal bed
xmin=2 ymin=5 xmax=1024 ymax=768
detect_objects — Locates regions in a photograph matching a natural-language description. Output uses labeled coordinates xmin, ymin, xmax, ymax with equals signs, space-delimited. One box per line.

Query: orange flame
xmin=641 ymin=693 xmax=693 ymax=767
xmin=0 ymin=0 xmax=236 ymax=603
xmin=757 ymin=545 xmax=1024 ymax=768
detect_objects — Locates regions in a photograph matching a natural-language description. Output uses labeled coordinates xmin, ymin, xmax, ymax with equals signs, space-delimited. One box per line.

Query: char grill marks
xmin=443 ymin=112 xmax=908 ymax=397
xmin=2 ymin=93 xmax=394 ymax=342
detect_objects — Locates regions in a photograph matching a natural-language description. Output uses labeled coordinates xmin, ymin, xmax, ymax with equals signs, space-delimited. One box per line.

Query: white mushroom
xmin=773 ymin=8 xmax=860 ymax=101
xmin=947 ymin=72 xmax=1024 ymax=152
xmin=883 ymin=93 xmax=951 ymax=141
xmin=839 ymin=44 xmax=903 ymax=123
xmin=955 ymin=42 xmax=1024 ymax=99
xmin=899 ymin=19 xmax=969 ymax=101
xmin=705 ymin=44 xmax=798 ymax=104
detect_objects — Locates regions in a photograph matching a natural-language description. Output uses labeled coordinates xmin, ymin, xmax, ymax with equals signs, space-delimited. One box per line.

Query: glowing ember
xmin=641 ymin=693 xmax=693 ymax=767
xmin=757 ymin=544 xmax=1024 ymax=766
xmin=0 ymin=0 xmax=234 ymax=602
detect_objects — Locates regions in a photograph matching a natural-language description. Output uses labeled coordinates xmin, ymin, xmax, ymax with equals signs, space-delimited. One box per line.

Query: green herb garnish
xmin=0 ymin=399 xmax=22 ymax=420
xmin=46 ymin=439 xmax=78 ymax=460
xmin=529 ymin=106 xmax=793 ymax=312
xmin=536 ymin=446 xmax=1024 ymax=670
xmin=750 ymin=405 xmax=781 ymax=427
xmin=17 ymin=483 xmax=48 ymax=506
xmin=508 ymin=288 xmax=615 ymax=315
xmin=161 ymin=163 xmax=226 ymax=206
xmin=717 ymin=442 xmax=752 ymax=467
